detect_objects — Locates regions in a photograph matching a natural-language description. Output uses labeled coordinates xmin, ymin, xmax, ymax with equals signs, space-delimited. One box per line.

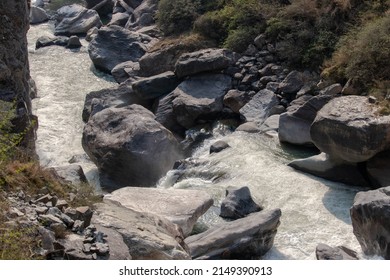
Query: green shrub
xmin=323 ymin=15 xmax=390 ymax=89
xmin=157 ymin=0 xmax=201 ymax=35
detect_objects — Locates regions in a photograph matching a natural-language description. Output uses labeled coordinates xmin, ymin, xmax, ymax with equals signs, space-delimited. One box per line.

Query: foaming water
xmin=158 ymin=129 xmax=368 ymax=260
xmin=28 ymin=23 xmax=115 ymax=189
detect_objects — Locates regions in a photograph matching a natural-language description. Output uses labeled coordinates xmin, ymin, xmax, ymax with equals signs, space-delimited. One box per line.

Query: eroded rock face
xmin=88 ymin=25 xmax=148 ymax=72
xmin=311 ymin=96 xmax=390 ymax=163
xmin=185 ymin=209 xmax=281 ymax=259
xmin=0 ymin=0 xmax=35 ymax=151
xmin=54 ymin=4 xmax=102 ymax=35
xmin=92 ymin=202 xmax=191 ymax=260
xmin=82 ymin=104 xmax=182 ymax=189
xmin=104 ymin=187 xmax=213 ymax=236
xmin=350 ymin=187 xmax=390 ymax=259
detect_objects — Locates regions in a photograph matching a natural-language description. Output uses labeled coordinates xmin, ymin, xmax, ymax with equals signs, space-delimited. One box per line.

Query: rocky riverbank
xmin=1 ymin=0 xmax=390 ymax=260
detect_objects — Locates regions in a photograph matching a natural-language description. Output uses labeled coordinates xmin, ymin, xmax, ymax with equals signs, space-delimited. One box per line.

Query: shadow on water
xmin=288 ymin=166 xmax=368 ymax=224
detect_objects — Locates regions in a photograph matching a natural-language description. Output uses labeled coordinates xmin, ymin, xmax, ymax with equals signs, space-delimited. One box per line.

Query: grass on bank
xmin=0 ymin=101 xmax=100 ymax=259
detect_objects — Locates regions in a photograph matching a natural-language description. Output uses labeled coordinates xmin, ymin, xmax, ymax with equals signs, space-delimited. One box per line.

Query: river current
xmin=28 ymin=21 xmax=367 ymax=260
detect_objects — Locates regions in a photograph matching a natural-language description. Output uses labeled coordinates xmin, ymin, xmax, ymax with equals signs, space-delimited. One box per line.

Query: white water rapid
xmin=28 ymin=23 xmax=115 ymax=189
xmin=28 ymin=22 xmax=368 ymax=260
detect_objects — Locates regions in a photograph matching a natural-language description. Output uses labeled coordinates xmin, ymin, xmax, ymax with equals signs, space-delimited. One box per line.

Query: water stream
xmin=28 ymin=20 xmax=367 ymax=259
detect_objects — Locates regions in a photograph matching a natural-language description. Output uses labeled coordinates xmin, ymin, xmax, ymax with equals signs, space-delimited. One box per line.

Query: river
xmin=27 ymin=19 xmax=367 ymax=260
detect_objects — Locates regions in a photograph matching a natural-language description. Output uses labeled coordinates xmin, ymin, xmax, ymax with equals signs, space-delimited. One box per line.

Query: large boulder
xmin=223 ymin=89 xmax=253 ymax=114
xmin=350 ymin=187 xmax=390 ymax=259
xmin=174 ymin=48 xmax=238 ymax=78
xmin=54 ymin=4 xmax=102 ymax=36
xmin=104 ymin=187 xmax=213 ymax=236
xmin=82 ymin=80 xmax=151 ymax=122
xmin=88 ymin=25 xmax=148 ymax=73
xmin=185 ymin=209 xmax=281 ymax=259
xmin=278 ymin=70 xmax=306 ymax=94
xmin=311 ymin=96 xmax=390 ymax=162
xmin=220 ymin=186 xmax=262 ymax=220
xmin=288 ymin=153 xmax=370 ymax=186
xmin=279 ymin=94 xmax=333 ymax=146
xmin=171 ymin=73 xmax=232 ymax=128
xmin=239 ymin=89 xmax=279 ymax=125
xmin=30 ymin=5 xmax=49 ymax=24
xmin=92 ymin=202 xmax=191 ymax=259
xmin=82 ymin=104 xmax=182 ymax=189
xmin=132 ymin=71 xmax=180 ymax=100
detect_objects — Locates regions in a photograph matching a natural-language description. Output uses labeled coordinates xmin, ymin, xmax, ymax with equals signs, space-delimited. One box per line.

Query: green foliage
xmin=0 ymin=225 xmax=43 ymax=260
xmin=323 ymin=15 xmax=390 ymax=89
xmin=0 ymin=101 xmax=23 ymax=163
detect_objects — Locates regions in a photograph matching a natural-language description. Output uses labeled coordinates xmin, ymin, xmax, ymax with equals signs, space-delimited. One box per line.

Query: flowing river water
xmin=28 ymin=20 xmax=368 ymax=260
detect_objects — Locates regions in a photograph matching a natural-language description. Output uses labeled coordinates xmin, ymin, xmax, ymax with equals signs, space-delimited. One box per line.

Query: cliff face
xmin=0 ymin=0 xmax=35 ymax=150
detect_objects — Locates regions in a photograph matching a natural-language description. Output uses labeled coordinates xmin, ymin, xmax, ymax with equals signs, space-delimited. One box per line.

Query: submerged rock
xmin=288 ymin=153 xmax=369 ymax=187
xmin=82 ymin=105 xmax=182 ymax=189
xmin=210 ymin=140 xmax=230 ymax=154
xmin=350 ymin=186 xmax=390 ymax=259
xmin=185 ymin=209 xmax=281 ymax=259
xmin=104 ymin=187 xmax=213 ymax=236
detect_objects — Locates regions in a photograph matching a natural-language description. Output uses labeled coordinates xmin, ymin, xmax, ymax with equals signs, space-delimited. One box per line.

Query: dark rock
xmin=85 ymin=26 xmax=99 ymax=42
xmin=154 ymin=92 xmax=186 ymax=137
xmin=210 ymin=140 xmax=230 ymax=154
xmin=126 ymin=0 xmax=158 ymax=29
xmin=367 ymin=150 xmax=390 ymax=188
xmin=54 ymin=4 xmax=102 ymax=36
xmin=350 ymin=187 xmax=390 ymax=259
xmin=288 ymin=153 xmax=370 ymax=187
xmin=30 ymin=5 xmax=49 ymax=24
xmin=319 ymin=83 xmax=342 ymax=96
xmin=82 ymin=80 xmax=150 ymax=122
xmin=278 ymin=70 xmax=305 ymax=94
xmin=82 ymin=105 xmax=182 ymax=189
xmin=254 ymin=34 xmax=266 ymax=49
xmin=185 ymin=209 xmax=281 ymax=259
xmin=85 ymin=0 xmax=115 ymax=17
xmin=171 ymin=74 xmax=232 ymax=128
xmin=279 ymin=94 xmax=333 ymax=146
xmin=311 ymin=96 xmax=390 ymax=162
xmin=66 ymin=35 xmax=82 ymax=49
xmin=220 ymin=186 xmax=262 ymax=219
xmin=223 ymin=89 xmax=253 ymax=113
xmin=316 ymin=243 xmax=359 ymax=260
xmin=239 ymin=89 xmax=279 ymax=125
xmin=35 ymin=36 xmax=69 ymax=49
xmin=132 ymin=71 xmax=180 ymax=100
xmin=108 ymin=12 xmax=130 ymax=27
xmin=111 ymin=61 xmax=140 ymax=83
xmin=88 ymin=25 xmax=148 ymax=73
xmin=174 ymin=48 xmax=238 ymax=78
